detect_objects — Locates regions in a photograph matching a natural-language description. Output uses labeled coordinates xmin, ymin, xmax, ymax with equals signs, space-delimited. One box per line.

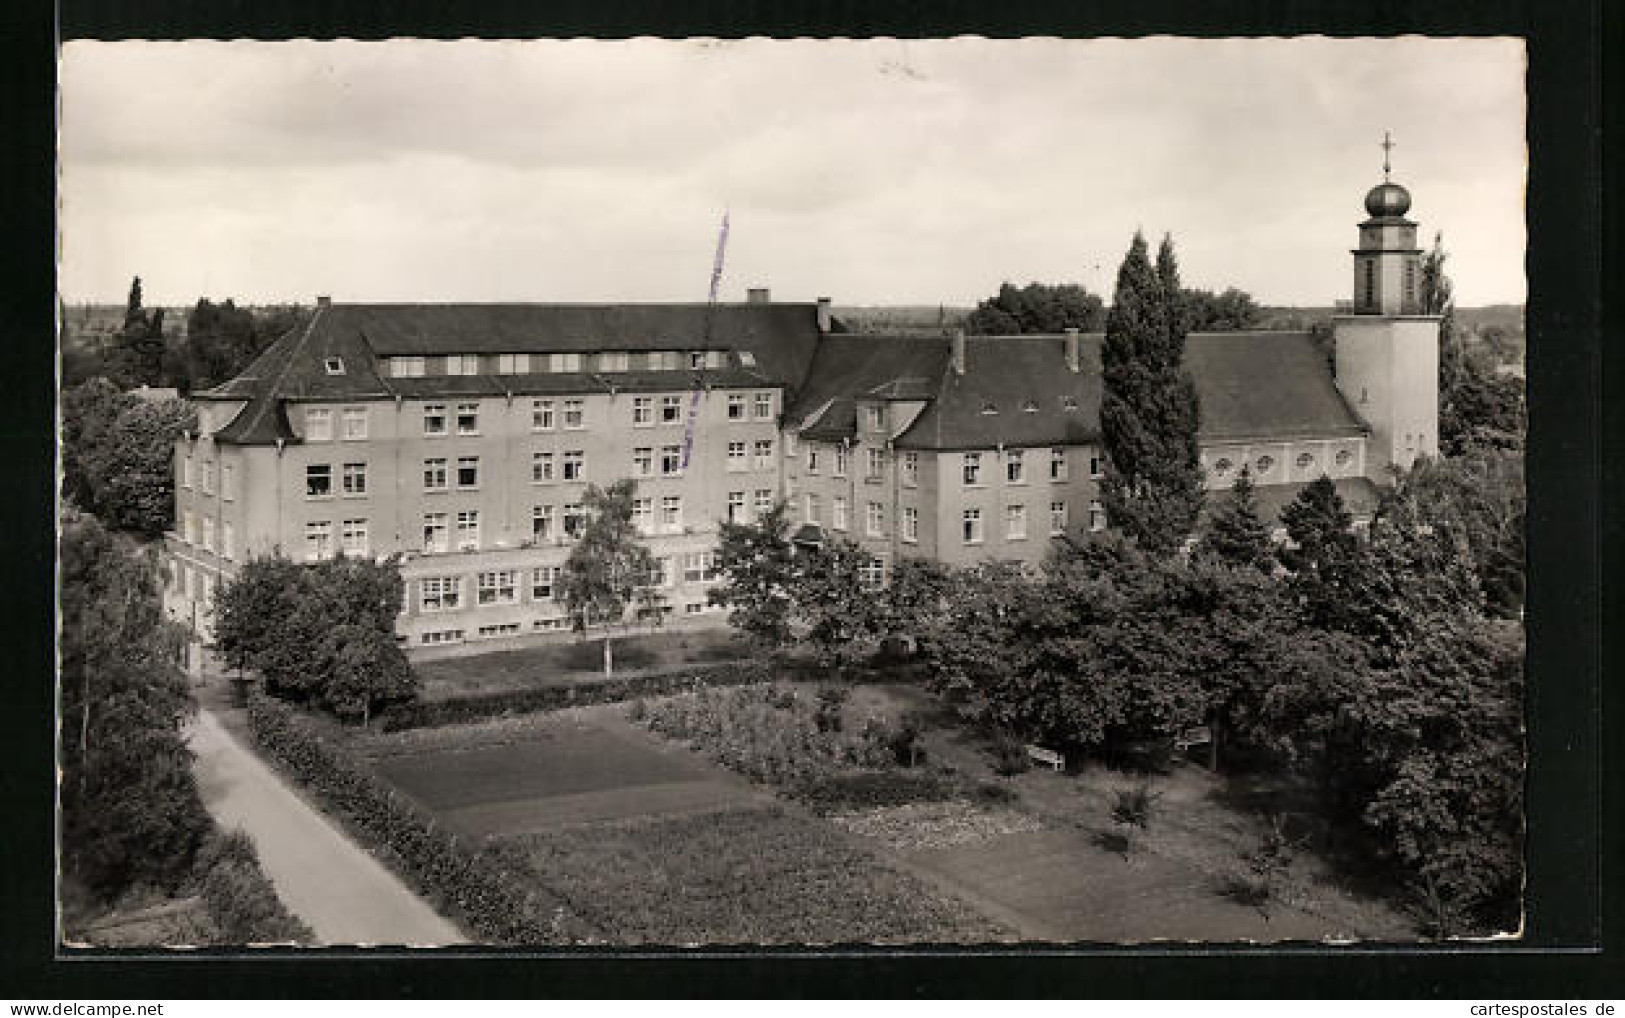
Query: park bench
xmin=1025 ymin=744 xmax=1064 ymax=771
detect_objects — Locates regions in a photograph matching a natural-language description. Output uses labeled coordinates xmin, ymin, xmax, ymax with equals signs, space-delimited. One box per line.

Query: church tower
xmin=1334 ymin=134 xmax=1441 ymax=479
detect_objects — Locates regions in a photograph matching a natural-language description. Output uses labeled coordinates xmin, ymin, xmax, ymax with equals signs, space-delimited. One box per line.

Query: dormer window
xmin=739 ymin=351 xmax=758 ymax=368
xmin=1062 ymin=396 xmax=1080 ymax=412
xmin=980 ymin=402 xmax=998 ymax=416
xmin=324 ymin=357 xmax=345 ymax=375
xmin=1021 ymin=400 xmax=1039 ymax=414
xmin=689 ymin=352 xmax=706 ymax=370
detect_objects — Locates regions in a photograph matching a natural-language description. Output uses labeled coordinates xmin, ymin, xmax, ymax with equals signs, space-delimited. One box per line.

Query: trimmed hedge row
xmin=247 ymin=694 xmax=592 ymax=945
xmin=381 ymin=659 xmax=777 ymax=732
xmin=194 ymin=830 xmax=314 ymax=945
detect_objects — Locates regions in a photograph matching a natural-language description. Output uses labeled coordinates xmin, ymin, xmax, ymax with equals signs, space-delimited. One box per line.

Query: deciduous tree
xmin=559 ymin=479 xmax=660 ymax=676
xmin=709 ymin=499 xmax=797 ymax=649
xmin=965 ymin=282 xmax=1105 ymax=335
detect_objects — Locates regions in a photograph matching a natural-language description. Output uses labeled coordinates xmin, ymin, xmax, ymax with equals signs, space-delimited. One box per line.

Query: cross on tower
xmin=1381 ymin=131 xmax=1395 ymax=181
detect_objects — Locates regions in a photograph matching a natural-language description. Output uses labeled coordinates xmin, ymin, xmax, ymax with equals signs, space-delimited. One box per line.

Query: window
xmin=727 ymin=441 xmax=747 ymax=472
xmin=902 ymin=451 xmax=919 ymax=487
xmin=807 ymin=448 xmax=821 ymax=474
xmin=903 ymin=506 xmax=919 ymax=543
xmin=1088 ymin=500 xmax=1107 ymax=533
xmin=201 ymin=515 xmax=215 ymax=552
xmin=341 ymin=519 xmax=369 ymax=556
xmin=478 ymin=623 xmax=521 ymax=639
xmin=1335 ymin=448 xmax=1354 ymax=468
xmin=652 ymin=558 xmax=674 ymax=587
xmin=682 ymin=552 xmax=718 ymax=583
xmin=685 ymin=602 xmax=705 ymax=616
xmin=1403 ymin=261 xmax=1417 ymax=306
xmin=456 ymin=510 xmax=480 ymax=551
xmin=195 ymin=459 xmax=213 ymax=496
xmin=859 ymin=557 xmax=885 ymax=589
xmin=784 ymin=432 xmax=798 ymax=458
xmin=754 ymin=392 xmax=773 ymax=420
xmin=661 ymin=396 xmax=683 ymax=423
xmin=342 ymin=462 xmax=367 ymax=496
xmin=305 ymin=463 xmax=333 ymax=498
xmin=305 ymin=521 xmax=333 ymax=561
xmin=633 ymin=397 xmax=653 ymax=426
xmin=181 ymin=510 xmax=194 ymax=544
xmin=456 ymin=456 xmax=480 ymax=489
xmin=980 ymin=402 xmax=999 ymax=416
xmin=546 ymin=352 xmax=582 ymax=373
xmin=222 ymin=463 xmax=235 ymax=501
xmin=420 ymin=576 xmax=461 ymax=612
xmin=689 ymin=351 xmax=706 ymax=370
xmin=833 ymin=446 xmax=849 ymax=477
xmin=1212 ymin=457 xmax=1233 ymax=477
xmin=832 ymin=496 xmax=849 ymax=531
xmin=754 ymin=490 xmax=773 ymax=516
xmin=498 ymin=353 xmax=530 ymax=375
xmin=391 ymin=356 xmax=425 ymax=378
xmin=866 ymin=447 xmax=886 ymax=479
xmin=562 ymin=399 xmax=584 ymax=429
xmin=304 ymin=408 xmax=333 ymax=441
xmin=1063 ymin=395 xmax=1080 ymax=413
xmin=1022 ymin=400 xmax=1039 ymax=414
xmin=633 ymin=447 xmax=653 ymax=476
xmin=1296 ymin=451 xmax=1316 ymax=469
xmin=532 ymin=399 xmax=555 ymax=431
xmin=753 ymin=440 xmax=774 ymax=469
xmin=422 ymin=512 xmax=449 ymax=552
xmin=962 ymin=452 xmax=982 ymax=486
xmin=865 ymin=405 xmax=885 ymax=431
xmin=647 ymin=351 xmax=680 ymax=371
xmin=866 ymin=501 xmax=885 ymax=537
xmin=532 ymin=451 xmax=555 ymax=483
xmin=661 ymin=496 xmax=683 ymax=531
xmin=962 ymin=508 xmax=983 ymax=544
xmin=423 ymin=404 xmax=448 ymax=436
xmin=563 ymin=504 xmax=588 ymax=540
xmin=423 ymin=458 xmax=448 ymax=491
xmin=1089 ymin=455 xmax=1104 ymax=479
xmin=533 ymin=617 xmax=567 ymax=632
xmin=598 ymin=351 xmax=629 ymax=372
xmin=1050 ymin=500 xmax=1068 ymax=535
xmin=1006 ymin=504 xmax=1028 ymax=540
xmin=445 ymin=354 xmax=479 ymax=376
xmin=632 ymin=498 xmax=653 ymax=534
xmin=705 ymin=351 xmax=727 ymax=369
xmin=342 ymin=407 xmax=368 ymax=440
xmin=1050 ymin=448 xmax=1068 ymax=482
xmin=222 ymin=521 xmax=235 ymax=560
xmin=805 ymin=493 xmax=821 ymax=524
xmin=531 ymin=505 xmax=554 ymax=541
xmin=562 ymin=450 xmax=584 ymax=481
xmin=661 ymin=445 xmax=683 ymax=476
xmin=727 ymin=394 xmax=746 ymax=420
xmin=1256 ymin=455 xmax=1275 ymax=474
xmin=477 ymin=570 xmax=519 ymax=606
xmin=727 ymin=491 xmax=745 ymax=523
xmin=531 ymin=566 xmax=560 ymax=601
xmin=1006 ymin=450 xmax=1025 ymax=484
xmin=1363 ymin=259 xmax=1376 ymax=307
xmin=420 ymin=629 xmax=465 ymax=646
xmin=456 ymin=402 xmax=480 ymax=435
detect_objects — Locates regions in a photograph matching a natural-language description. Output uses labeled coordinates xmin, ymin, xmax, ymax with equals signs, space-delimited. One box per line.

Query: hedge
xmin=193 ymin=830 xmax=314 ymax=945
xmin=380 ymin=659 xmax=777 ymax=732
xmin=247 ymin=694 xmax=593 ymax=945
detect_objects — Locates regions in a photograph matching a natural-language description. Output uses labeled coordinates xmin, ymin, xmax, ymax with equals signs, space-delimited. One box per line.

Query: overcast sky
xmin=59 ymin=37 xmax=1525 ymax=309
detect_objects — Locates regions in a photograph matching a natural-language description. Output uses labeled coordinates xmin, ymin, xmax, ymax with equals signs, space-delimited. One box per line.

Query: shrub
xmin=247 ymin=694 xmax=589 ymax=944
xmin=1111 ymin=781 xmax=1161 ymax=829
xmin=796 ymin=770 xmax=958 ymax=813
xmin=989 ymin=734 xmax=1031 ymax=776
xmin=194 ymin=831 xmax=313 ymax=944
xmin=973 ymin=781 xmax=1020 ymax=806
xmin=815 ymin=686 xmax=848 ymax=733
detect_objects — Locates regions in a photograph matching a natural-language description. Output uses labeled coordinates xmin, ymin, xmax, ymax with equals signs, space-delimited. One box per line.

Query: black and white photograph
xmin=54 ymin=35 xmax=1533 ymax=951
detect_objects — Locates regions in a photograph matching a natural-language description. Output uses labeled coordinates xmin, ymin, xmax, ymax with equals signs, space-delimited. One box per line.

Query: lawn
xmin=412 ymin=629 xmax=749 ymax=701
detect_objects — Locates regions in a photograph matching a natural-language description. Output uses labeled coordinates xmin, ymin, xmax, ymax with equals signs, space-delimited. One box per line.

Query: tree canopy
xmin=558 ymin=479 xmax=661 ymax=675
xmin=708 ymin=499 xmax=797 ymax=649
xmin=1181 ymin=287 xmax=1261 ymax=332
xmin=1200 ymin=465 xmax=1274 ymax=571
xmin=60 ymin=381 xmax=196 ymax=537
xmin=965 ymin=282 xmax=1106 ymax=335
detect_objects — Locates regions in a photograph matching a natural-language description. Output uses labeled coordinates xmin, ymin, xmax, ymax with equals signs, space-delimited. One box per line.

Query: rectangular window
xmin=342 ymin=518 xmax=369 ymax=556
xmin=754 ymin=489 xmax=773 ymax=516
xmin=683 ymin=552 xmax=718 ymax=583
xmin=806 ymin=447 xmax=821 ymax=474
xmin=182 ymin=454 xmax=193 ymax=489
xmin=653 ymin=558 xmax=674 ymax=587
xmin=1006 ymin=504 xmax=1028 ymax=540
xmin=661 ymin=395 xmax=683 ymax=423
xmin=1088 ymin=499 xmax=1107 ymax=532
xmin=834 ymin=446 xmax=849 ymax=477
xmin=661 ymin=495 xmax=683 ymax=532
xmin=202 ymin=515 xmax=215 ymax=552
xmin=456 ymin=510 xmax=480 ymax=551
xmin=903 ymin=506 xmax=919 ymax=543
xmin=532 ymin=451 xmax=554 ymax=483
xmin=1050 ymin=448 xmax=1068 ymax=482
xmin=305 ymin=520 xmax=332 ymax=561
xmin=866 ymin=501 xmax=885 ymax=537
xmin=304 ymin=408 xmax=333 ymax=441
xmin=805 ymin=493 xmax=821 ymax=524
xmin=598 ymin=351 xmax=629 ymax=372
xmin=562 ymin=399 xmax=584 ymax=429
xmin=221 ymin=521 xmax=235 ymax=560
xmin=420 ymin=576 xmax=461 ymax=612
xmin=422 ymin=512 xmax=449 ymax=553
xmin=785 ymin=432 xmax=798 ymax=457
xmin=633 ymin=447 xmax=653 ymax=476
xmin=423 ymin=457 xmax=448 ymax=491
xmin=550 ymin=352 xmax=582 ymax=373
xmin=902 ymin=451 xmax=919 ymax=487
xmin=222 ymin=463 xmax=235 ymax=501
xmin=688 ymin=351 xmax=706 ymax=370
xmin=562 ymin=450 xmax=584 ymax=481
xmin=420 ymin=629 xmax=465 ymax=645
xmin=632 ymin=397 xmax=653 ymax=426
xmin=727 ymin=491 xmax=745 ymax=523
xmin=456 ymin=402 xmax=480 ymax=435
xmin=866 ymin=405 xmax=885 ymax=431
xmin=860 ymin=557 xmax=885 ymax=589
xmin=1050 ymin=500 xmax=1068 ymax=535
xmin=661 ymin=445 xmax=683 ymax=476
xmin=199 ymin=460 xmax=214 ymax=496
xmin=446 ymin=354 xmax=479 ymax=376
xmin=181 ymin=509 xmax=194 ymax=544
xmin=392 ymin=356 xmax=426 ymax=378
xmin=456 ymin=456 xmax=480 ymax=489
xmin=727 ymin=394 xmax=746 ymax=420
xmin=963 ymin=453 xmax=982 ymax=486
xmin=866 ymin=447 xmax=886 ymax=479
xmin=423 ymin=403 xmax=448 ymax=436
xmin=753 ymin=392 xmax=773 ymax=420
xmin=477 ymin=623 xmax=521 ymax=639
xmin=563 ymin=504 xmax=587 ymax=540
xmin=531 ymin=504 xmax=554 ymax=541
xmin=342 ymin=407 xmax=368 ymax=440
xmin=342 ymin=462 xmax=367 ymax=496
xmin=532 ymin=399 xmax=555 ymax=431
xmin=531 ymin=566 xmax=560 ymax=601
xmin=632 ymin=497 xmax=653 ymax=534
xmin=832 ymin=496 xmax=848 ymax=531
xmin=1089 ymin=455 xmax=1104 ymax=479
xmin=498 ymin=353 xmax=530 ymax=375
xmin=1007 ymin=450 xmax=1025 ymax=484
xmin=477 ymin=570 xmax=519 ymax=606
xmin=962 ymin=508 xmax=983 ymax=544
xmin=753 ymin=439 xmax=774 ymax=469
xmin=305 ymin=463 xmax=332 ymax=498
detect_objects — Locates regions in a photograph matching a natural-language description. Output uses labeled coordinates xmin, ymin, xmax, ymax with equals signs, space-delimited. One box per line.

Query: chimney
xmin=747 ymin=287 xmax=771 ymax=305
xmin=1064 ymin=327 xmax=1081 ymax=373
xmin=952 ymin=329 xmax=966 ymax=375
xmin=316 ymin=295 xmax=331 ymax=308
xmin=816 ymin=296 xmax=832 ymax=333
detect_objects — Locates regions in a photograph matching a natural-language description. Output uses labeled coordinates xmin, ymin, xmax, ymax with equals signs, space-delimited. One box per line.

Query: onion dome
xmin=1364 ymin=180 xmax=1412 ymax=218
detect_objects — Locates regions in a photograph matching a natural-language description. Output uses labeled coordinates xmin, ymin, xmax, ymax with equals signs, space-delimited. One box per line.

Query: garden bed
xmin=413 ymin=629 xmax=752 ymax=700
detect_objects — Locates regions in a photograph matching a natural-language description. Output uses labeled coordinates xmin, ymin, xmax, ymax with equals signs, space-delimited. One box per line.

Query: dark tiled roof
xmin=788 ymin=335 xmax=950 ymax=441
xmin=1186 ymin=332 xmax=1367 ymax=441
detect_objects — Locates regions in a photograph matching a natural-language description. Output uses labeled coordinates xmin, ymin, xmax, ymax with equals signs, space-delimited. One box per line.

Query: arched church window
xmin=1256 ymin=455 xmax=1274 ymax=474
xmin=1296 ymin=452 xmax=1315 ymax=469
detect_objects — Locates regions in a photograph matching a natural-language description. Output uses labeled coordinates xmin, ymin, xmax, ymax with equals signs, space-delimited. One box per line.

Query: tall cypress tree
xmin=1098 ymin=232 xmax=1205 ymax=554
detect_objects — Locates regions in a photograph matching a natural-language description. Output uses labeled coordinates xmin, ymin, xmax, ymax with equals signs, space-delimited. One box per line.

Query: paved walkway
xmin=188 ymin=708 xmax=466 ymax=946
